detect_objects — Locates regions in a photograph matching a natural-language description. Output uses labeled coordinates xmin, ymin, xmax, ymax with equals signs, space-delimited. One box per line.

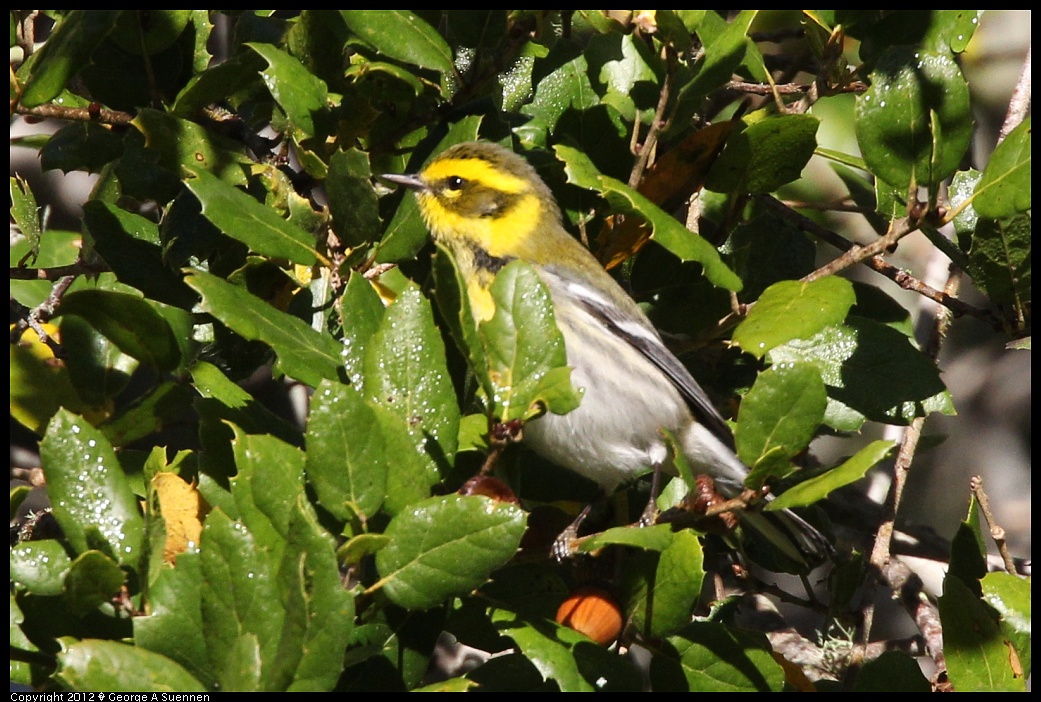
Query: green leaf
xmin=56 ymin=308 xmax=153 ymax=412
xmin=338 ymin=272 xmax=386 ymax=386
xmin=19 ymin=11 xmax=122 ymax=107
xmin=82 ymin=201 xmax=197 ymax=308
xmin=555 ymin=144 xmax=741 ymax=291
xmin=132 ymin=109 xmax=250 ymax=185
xmin=327 ymin=148 xmax=381 ymax=248
xmin=199 ymin=508 xmax=284 ymax=691
xmin=337 ymin=533 xmax=391 ymax=566
xmin=54 ymin=289 xmax=181 ymax=372
xmin=110 ymin=10 xmax=191 ymax=56
xmin=854 ymin=651 xmax=931 ymax=691
xmin=432 ymin=244 xmax=487 ymax=391
xmin=375 ymin=494 xmax=526 ymax=610
xmin=40 ymin=121 xmax=125 ymax=174
xmin=769 ymin=316 xmax=953 ymax=429
xmin=10 ymin=594 xmax=37 ymax=686
xmin=650 ymin=621 xmax=784 ymax=691
xmin=10 ymin=175 xmax=42 ymax=260
xmin=941 ymin=169 xmax=980 ymax=270
xmin=520 ymin=44 xmax=600 ymax=142
xmin=133 ymin=551 xmax=213 ymax=689
xmin=56 ymin=638 xmax=207 ymax=693
xmin=939 ymin=576 xmax=1026 ymax=691
xmin=189 ymin=360 xmax=303 ymax=443
xmin=679 ymin=10 xmax=758 ymax=103
xmin=981 ymin=571 xmax=1031 ymax=679
xmin=246 ymin=42 xmax=329 ymax=139
xmin=341 ymin=10 xmax=454 ymax=74
xmin=768 ymin=440 xmax=896 ymax=511
xmin=362 ymin=284 xmax=459 ymax=490
xmin=855 ymin=48 xmax=972 ymax=190
xmin=737 ymin=362 xmax=827 ymax=482
xmin=39 ymin=410 xmax=145 ymax=567
xmin=490 ymin=609 xmax=643 ymax=691
xmin=705 ymin=114 xmax=820 ymax=193
xmin=185 ymin=168 xmax=325 ymax=266
xmin=948 ymin=497 xmax=989 ymax=593
xmin=595 ymin=32 xmax=661 ymax=122
xmin=734 ymin=277 xmax=856 ymax=358
xmin=229 ymin=430 xmax=306 ymax=551
xmin=973 ymin=118 xmax=1031 ymax=218
xmin=477 ymin=260 xmax=582 ymax=422
xmin=964 ymin=213 xmax=1031 ymax=309
xmin=624 ymin=530 xmax=705 ymax=638
xmin=171 ymin=49 xmax=264 ymax=116
xmin=276 ymin=494 xmax=356 ymax=691
xmin=185 ymin=270 xmax=345 ymax=389
xmin=11 ymin=540 xmax=73 ymax=596
xmin=306 ymin=380 xmax=388 ymax=520
xmin=858 ymin=10 xmax=982 ymax=61
xmin=578 ymin=523 xmax=676 ymax=553
xmin=10 ymin=322 xmax=104 ymax=434
xmin=63 ymin=550 xmax=127 ymax=615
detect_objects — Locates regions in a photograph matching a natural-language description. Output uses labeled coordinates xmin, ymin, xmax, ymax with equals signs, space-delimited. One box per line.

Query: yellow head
xmin=382 ymin=142 xmax=574 ymax=264
xmin=384 ymin=142 xmax=590 ymax=319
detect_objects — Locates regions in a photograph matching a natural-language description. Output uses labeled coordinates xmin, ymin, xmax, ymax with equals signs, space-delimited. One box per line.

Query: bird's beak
xmin=381 ymin=173 xmax=427 ymax=192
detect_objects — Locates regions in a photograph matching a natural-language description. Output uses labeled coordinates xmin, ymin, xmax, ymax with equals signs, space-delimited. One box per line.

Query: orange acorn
xmin=555 ymin=586 xmax=624 ymax=646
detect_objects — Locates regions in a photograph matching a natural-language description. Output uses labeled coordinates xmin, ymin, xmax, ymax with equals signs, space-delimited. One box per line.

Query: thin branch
xmin=10 ymin=275 xmax=77 ymax=347
xmin=886 ymin=558 xmax=947 ymax=684
xmin=628 ymin=47 xmax=674 ymax=188
xmin=970 ymin=476 xmax=1019 ymax=575
xmin=14 ymin=102 xmax=135 ymax=127
xmin=758 ymin=196 xmax=1001 ymax=328
xmin=854 ymin=267 xmax=959 ymax=670
xmin=10 ymin=261 xmax=108 ymax=280
xmin=781 ymin=198 xmax=871 ymax=213
xmin=725 ymin=79 xmax=868 ymax=96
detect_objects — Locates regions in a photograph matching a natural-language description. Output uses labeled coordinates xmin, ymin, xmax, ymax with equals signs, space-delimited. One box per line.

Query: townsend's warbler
xmin=384 ymin=141 xmax=831 ymax=568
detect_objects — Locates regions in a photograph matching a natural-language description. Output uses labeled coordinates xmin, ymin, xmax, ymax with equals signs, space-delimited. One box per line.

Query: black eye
xmin=446 ymin=176 xmax=466 ymax=191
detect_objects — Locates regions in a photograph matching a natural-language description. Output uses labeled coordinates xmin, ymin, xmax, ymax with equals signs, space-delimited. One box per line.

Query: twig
xmin=780 ymin=198 xmax=869 ymax=213
xmin=853 ymin=267 xmax=959 ymax=672
xmin=10 ymin=261 xmax=108 ymax=280
xmin=970 ymin=476 xmax=1019 ymax=575
xmin=10 ymin=275 xmax=76 ymax=347
xmin=758 ymin=196 xmax=1001 ymax=328
xmin=725 ymin=80 xmax=868 ymax=96
xmin=14 ymin=102 xmax=135 ymax=127
xmin=886 ymin=558 xmax=946 ymax=684
xmin=628 ymin=47 xmax=674 ymax=188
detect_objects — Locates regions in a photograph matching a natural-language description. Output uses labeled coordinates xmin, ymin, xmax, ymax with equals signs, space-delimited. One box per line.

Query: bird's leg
xmin=637 ymin=461 xmax=664 ymax=527
xmin=552 ymin=503 xmax=593 ymax=561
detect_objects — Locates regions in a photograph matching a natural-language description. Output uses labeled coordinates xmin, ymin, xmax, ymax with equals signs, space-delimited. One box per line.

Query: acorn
xmin=555 ymin=586 xmax=624 ymax=646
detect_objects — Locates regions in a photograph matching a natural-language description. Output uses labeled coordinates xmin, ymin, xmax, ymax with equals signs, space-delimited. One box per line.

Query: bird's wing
xmin=550 ymin=269 xmax=736 ymax=448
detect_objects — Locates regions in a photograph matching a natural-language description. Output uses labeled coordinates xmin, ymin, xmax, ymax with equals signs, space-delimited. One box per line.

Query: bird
xmin=382 ymin=140 xmax=831 ymax=569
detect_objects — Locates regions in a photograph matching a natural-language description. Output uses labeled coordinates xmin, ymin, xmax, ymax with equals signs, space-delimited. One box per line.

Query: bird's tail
xmin=737 ymin=506 xmax=833 ymax=573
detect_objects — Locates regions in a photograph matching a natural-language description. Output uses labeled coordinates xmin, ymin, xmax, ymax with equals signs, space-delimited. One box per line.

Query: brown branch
xmin=13 ymin=102 xmax=134 ymax=127
xmin=886 ymin=558 xmax=947 ymax=684
xmin=758 ymin=196 xmax=1002 ymax=328
xmin=628 ymin=47 xmax=675 ymax=189
xmin=725 ymin=80 xmax=868 ymax=96
xmin=970 ymin=476 xmax=1019 ymax=575
xmin=853 ymin=268 xmax=960 ymax=672
xmin=10 ymin=275 xmax=77 ymax=347
xmin=10 ymin=261 xmax=109 ymax=280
